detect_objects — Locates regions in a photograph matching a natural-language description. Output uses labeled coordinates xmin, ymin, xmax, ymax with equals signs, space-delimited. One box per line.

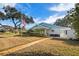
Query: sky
xmin=0 ymin=3 xmax=75 ymax=29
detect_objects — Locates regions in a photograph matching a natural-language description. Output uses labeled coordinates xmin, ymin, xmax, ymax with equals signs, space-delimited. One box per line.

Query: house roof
xmin=0 ymin=25 xmax=14 ymax=31
xmin=29 ymin=22 xmax=71 ymax=30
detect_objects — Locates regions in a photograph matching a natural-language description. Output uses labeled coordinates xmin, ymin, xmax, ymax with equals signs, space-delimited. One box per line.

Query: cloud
xmin=0 ymin=4 xmax=3 ymax=8
xmin=0 ymin=4 xmax=5 ymax=14
xmin=44 ymin=14 xmax=65 ymax=24
xmin=0 ymin=9 xmax=6 ymax=14
xmin=33 ymin=17 xmax=43 ymax=23
xmin=34 ymin=14 xmax=65 ymax=24
xmin=0 ymin=3 xmax=17 ymax=15
xmin=49 ymin=3 xmax=75 ymax=12
xmin=0 ymin=3 xmax=16 ymax=14
xmin=1 ymin=3 xmax=16 ymax=7
xmin=26 ymin=3 xmax=31 ymax=9
xmin=45 ymin=3 xmax=75 ymax=24
xmin=34 ymin=3 xmax=75 ymax=24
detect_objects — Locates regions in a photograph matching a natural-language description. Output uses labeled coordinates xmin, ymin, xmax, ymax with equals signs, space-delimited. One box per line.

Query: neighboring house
xmin=0 ymin=25 xmax=14 ymax=32
xmin=30 ymin=23 xmax=76 ymax=39
xmin=0 ymin=25 xmax=5 ymax=32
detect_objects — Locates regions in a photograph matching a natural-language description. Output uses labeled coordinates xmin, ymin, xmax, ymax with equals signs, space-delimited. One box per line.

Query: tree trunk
xmin=12 ymin=18 xmax=17 ymax=33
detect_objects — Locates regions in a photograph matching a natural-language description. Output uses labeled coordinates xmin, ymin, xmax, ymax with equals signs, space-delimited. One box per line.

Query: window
xmin=65 ymin=30 xmax=67 ymax=35
xmin=50 ymin=34 xmax=60 ymax=37
xmin=52 ymin=30 xmax=54 ymax=32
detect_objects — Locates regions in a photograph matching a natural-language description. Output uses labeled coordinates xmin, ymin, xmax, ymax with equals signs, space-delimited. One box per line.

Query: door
xmin=60 ymin=30 xmax=68 ymax=39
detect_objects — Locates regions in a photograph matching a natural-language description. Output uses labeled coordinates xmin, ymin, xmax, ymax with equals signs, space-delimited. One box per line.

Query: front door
xmin=60 ymin=30 xmax=68 ymax=39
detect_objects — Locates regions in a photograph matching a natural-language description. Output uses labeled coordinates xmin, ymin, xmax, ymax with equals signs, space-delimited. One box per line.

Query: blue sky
xmin=0 ymin=3 xmax=75 ymax=29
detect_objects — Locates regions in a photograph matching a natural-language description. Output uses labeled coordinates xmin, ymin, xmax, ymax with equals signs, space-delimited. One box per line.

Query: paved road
xmin=0 ymin=38 xmax=48 ymax=56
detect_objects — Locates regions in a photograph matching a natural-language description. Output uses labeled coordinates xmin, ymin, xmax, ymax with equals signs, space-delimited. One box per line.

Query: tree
xmin=66 ymin=4 xmax=79 ymax=38
xmin=54 ymin=3 xmax=79 ymax=38
xmin=72 ymin=3 xmax=79 ymax=38
xmin=3 ymin=5 xmax=34 ymax=30
xmin=0 ymin=11 xmax=5 ymax=20
xmin=54 ymin=16 xmax=71 ymax=27
xmin=3 ymin=6 xmax=21 ymax=29
xmin=0 ymin=11 xmax=6 ymax=26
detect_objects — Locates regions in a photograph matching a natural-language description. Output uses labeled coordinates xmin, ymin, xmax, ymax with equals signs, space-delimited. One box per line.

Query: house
xmin=0 ymin=25 xmax=5 ymax=32
xmin=0 ymin=25 xmax=15 ymax=32
xmin=30 ymin=23 xmax=76 ymax=39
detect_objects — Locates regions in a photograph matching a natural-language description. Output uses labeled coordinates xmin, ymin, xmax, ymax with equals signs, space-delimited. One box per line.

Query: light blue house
xmin=30 ymin=23 xmax=76 ymax=39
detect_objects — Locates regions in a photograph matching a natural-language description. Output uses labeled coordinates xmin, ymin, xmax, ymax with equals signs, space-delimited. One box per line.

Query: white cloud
xmin=0 ymin=9 xmax=6 ymax=14
xmin=26 ymin=3 xmax=31 ymax=9
xmin=1 ymin=3 xmax=16 ymax=7
xmin=49 ymin=3 xmax=75 ymax=12
xmin=34 ymin=14 xmax=65 ymax=24
xmin=0 ymin=4 xmax=3 ymax=8
xmin=34 ymin=3 xmax=75 ymax=24
xmin=44 ymin=14 xmax=65 ymax=24
xmin=0 ymin=3 xmax=17 ymax=14
xmin=33 ymin=17 xmax=43 ymax=23
xmin=45 ymin=3 xmax=75 ymax=24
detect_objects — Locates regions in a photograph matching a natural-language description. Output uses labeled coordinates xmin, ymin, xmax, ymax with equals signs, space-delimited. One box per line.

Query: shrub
xmin=0 ymin=29 xmax=6 ymax=33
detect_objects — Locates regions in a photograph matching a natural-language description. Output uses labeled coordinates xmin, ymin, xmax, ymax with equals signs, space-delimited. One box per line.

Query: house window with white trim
xmin=52 ymin=30 xmax=54 ymax=32
xmin=65 ymin=30 xmax=67 ymax=35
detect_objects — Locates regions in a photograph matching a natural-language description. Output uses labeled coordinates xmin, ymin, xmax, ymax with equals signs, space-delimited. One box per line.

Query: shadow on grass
xmin=51 ymin=38 xmax=79 ymax=46
xmin=5 ymin=51 xmax=59 ymax=56
xmin=13 ymin=34 xmax=47 ymax=38
xmin=50 ymin=38 xmax=67 ymax=41
xmin=0 ymin=37 xmax=5 ymax=38
xmin=64 ymin=39 xmax=79 ymax=46
xmin=13 ymin=34 xmax=40 ymax=37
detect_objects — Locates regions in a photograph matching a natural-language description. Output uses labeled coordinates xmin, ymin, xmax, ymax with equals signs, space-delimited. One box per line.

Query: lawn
xmin=0 ymin=32 xmax=44 ymax=51
xmin=6 ymin=38 xmax=79 ymax=56
xmin=1 ymin=32 xmax=79 ymax=56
